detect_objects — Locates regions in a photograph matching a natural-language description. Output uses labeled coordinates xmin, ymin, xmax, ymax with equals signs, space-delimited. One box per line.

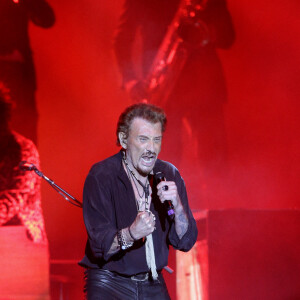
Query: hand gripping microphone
xmin=154 ymin=172 xmax=175 ymax=219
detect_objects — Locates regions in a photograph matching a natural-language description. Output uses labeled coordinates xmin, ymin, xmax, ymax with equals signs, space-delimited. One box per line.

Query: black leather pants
xmin=84 ymin=269 xmax=171 ymax=300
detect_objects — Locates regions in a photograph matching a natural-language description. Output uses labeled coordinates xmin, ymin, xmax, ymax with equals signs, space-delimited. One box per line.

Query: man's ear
xmin=118 ymin=132 xmax=127 ymax=149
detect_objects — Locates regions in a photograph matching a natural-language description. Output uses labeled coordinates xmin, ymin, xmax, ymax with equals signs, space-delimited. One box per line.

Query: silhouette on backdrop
xmin=0 ymin=0 xmax=55 ymax=144
xmin=114 ymin=0 xmax=235 ymax=207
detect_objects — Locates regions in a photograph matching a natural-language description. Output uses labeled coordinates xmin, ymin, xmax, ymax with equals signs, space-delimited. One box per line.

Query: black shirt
xmin=80 ymin=151 xmax=197 ymax=276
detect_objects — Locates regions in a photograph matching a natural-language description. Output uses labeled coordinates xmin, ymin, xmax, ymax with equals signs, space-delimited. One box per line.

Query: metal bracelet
xmin=117 ymin=229 xmax=133 ymax=250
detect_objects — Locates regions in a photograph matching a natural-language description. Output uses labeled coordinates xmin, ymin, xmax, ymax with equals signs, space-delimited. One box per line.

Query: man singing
xmin=80 ymin=103 xmax=197 ymax=299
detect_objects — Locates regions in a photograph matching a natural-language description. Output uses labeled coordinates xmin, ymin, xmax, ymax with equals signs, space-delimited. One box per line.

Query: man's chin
xmin=137 ymin=164 xmax=155 ymax=177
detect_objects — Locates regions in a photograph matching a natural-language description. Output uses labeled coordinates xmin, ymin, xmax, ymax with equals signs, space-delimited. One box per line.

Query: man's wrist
xmin=172 ymin=195 xmax=183 ymax=211
xmin=173 ymin=200 xmax=184 ymax=215
xmin=128 ymin=225 xmax=137 ymax=241
xmin=117 ymin=228 xmax=133 ymax=250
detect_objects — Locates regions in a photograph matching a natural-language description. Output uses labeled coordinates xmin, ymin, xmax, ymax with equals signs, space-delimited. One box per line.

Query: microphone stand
xmin=33 ymin=167 xmax=82 ymax=208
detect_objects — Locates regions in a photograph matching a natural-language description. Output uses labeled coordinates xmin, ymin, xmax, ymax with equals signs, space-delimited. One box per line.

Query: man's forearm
xmin=174 ymin=203 xmax=188 ymax=239
xmin=107 ymin=235 xmax=120 ymax=255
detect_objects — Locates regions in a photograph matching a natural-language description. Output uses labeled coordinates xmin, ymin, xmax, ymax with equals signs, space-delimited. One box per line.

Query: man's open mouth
xmin=141 ymin=154 xmax=156 ymax=165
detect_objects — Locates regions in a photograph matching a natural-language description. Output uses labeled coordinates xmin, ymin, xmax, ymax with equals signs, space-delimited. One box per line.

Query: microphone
xmin=19 ymin=161 xmax=37 ymax=171
xmin=154 ymin=172 xmax=175 ymax=218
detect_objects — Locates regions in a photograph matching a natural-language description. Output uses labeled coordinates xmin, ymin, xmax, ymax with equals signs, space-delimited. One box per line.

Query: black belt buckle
xmin=130 ymin=272 xmax=149 ymax=281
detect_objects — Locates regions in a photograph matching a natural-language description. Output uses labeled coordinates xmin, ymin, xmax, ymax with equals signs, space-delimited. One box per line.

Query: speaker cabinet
xmin=177 ymin=210 xmax=300 ymax=300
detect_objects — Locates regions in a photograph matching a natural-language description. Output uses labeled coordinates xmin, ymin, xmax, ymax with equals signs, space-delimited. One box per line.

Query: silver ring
xmin=162 ymin=185 xmax=168 ymax=191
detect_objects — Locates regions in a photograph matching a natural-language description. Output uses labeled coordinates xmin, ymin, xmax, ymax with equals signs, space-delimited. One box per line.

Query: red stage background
xmin=27 ymin=0 xmax=299 ymax=298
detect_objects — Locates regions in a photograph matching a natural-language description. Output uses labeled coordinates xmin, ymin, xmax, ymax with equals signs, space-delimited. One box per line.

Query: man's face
xmin=121 ymin=117 xmax=162 ymax=177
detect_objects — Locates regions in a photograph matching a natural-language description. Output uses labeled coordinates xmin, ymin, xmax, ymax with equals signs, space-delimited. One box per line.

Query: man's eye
xmin=154 ymin=138 xmax=162 ymax=143
xmin=139 ymin=137 xmax=147 ymax=142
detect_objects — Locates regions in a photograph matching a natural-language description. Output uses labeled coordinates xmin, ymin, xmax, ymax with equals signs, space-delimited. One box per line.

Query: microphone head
xmin=154 ymin=171 xmax=165 ymax=183
xmin=19 ymin=161 xmax=37 ymax=171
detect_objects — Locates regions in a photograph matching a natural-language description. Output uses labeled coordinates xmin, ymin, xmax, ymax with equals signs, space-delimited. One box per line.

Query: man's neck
xmin=126 ymin=161 xmax=148 ymax=184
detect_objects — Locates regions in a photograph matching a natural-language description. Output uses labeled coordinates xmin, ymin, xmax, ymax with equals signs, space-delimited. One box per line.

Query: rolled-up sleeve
xmin=82 ymin=173 xmax=117 ymax=261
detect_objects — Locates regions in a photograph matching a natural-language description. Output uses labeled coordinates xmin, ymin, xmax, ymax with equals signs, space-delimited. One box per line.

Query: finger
xmin=139 ymin=211 xmax=148 ymax=219
xmin=157 ymin=181 xmax=174 ymax=188
xmin=144 ymin=217 xmax=154 ymax=227
xmin=162 ymin=185 xmax=168 ymax=191
xmin=157 ymin=182 xmax=166 ymax=190
xmin=150 ymin=216 xmax=156 ymax=227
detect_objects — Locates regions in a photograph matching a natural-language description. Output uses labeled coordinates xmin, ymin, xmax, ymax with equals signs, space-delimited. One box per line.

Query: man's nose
xmin=147 ymin=140 xmax=155 ymax=152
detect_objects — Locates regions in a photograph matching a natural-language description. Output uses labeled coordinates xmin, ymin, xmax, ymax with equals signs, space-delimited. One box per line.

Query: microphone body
xmin=19 ymin=161 xmax=37 ymax=171
xmin=154 ymin=172 xmax=175 ymax=218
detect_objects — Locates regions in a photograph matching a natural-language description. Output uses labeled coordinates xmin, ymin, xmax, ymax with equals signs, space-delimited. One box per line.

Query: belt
xmin=130 ymin=272 xmax=149 ymax=281
xmin=113 ymin=271 xmax=156 ymax=282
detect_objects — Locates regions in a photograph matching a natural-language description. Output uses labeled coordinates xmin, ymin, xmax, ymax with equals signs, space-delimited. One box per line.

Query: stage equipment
xmin=177 ymin=209 xmax=300 ymax=300
xmin=0 ymin=226 xmax=50 ymax=299
xmin=19 ymin=161 xmax=82 ymax=208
